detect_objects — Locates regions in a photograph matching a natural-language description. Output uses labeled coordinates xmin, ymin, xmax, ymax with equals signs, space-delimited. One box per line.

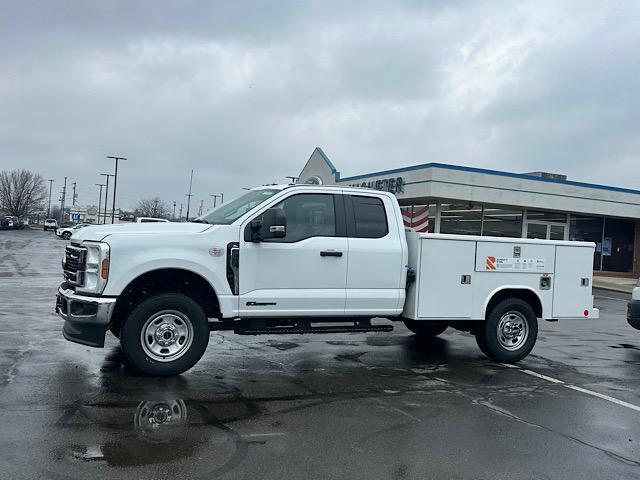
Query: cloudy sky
xmin=1 ymin=0 xmax=638 ymax=211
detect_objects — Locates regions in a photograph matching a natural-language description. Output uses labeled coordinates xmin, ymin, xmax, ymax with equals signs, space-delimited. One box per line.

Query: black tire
xmin=475 ymin=298 xmax=538 ymax=363
xmin=120 ymin=293 xmax=210 ymax=376
xmin=403 ymin=318 xmax=448 ymax=337
xmin=62 ymin=231 xmax=71 ymax=240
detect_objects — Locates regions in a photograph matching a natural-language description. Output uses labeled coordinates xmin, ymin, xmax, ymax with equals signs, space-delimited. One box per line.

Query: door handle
xmin=320 ymin=250 xmax=343 ymax=257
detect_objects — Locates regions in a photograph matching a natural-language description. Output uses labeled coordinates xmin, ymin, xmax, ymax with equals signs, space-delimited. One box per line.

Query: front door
xmin=526 ymin=222 xmax=566 ymax=240
xmin=238 ymin=193 xmax=347 ymax=317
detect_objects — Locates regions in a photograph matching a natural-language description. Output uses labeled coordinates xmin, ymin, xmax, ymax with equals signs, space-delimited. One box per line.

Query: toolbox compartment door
xmin=552 ymin=245 xmax=594 ymax=318
xmin=416 ymin=238 xmax=475 ymax=319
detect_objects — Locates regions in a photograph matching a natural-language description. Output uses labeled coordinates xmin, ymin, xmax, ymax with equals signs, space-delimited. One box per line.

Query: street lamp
xmin=47 ymin=179 xmax=54 ymax=218
xmin=95 ymin=184 xmax=105 ymax=224
xmin=100 ymin=173 xmax=113 ymax=224
xmin=107 ymin=156 xmax=127 ymax=224
xmin=210 ymin=194 xmax=220 ymax=209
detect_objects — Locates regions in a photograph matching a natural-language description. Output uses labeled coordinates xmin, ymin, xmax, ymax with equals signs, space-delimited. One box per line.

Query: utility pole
xmin=100 ymin=173 xmax=113 ymax=224
xmin=71 ymin=182 xmax=77 ymax=206
xmin=179 ymin=203 xmax=183 ymax=221
xmin=60 ymin=177 xmax=67 ymax=224
xmin=185 ymin=169 xmax=194 ymax=220
xmin=172 ymin=201 xmax=176 ymax=220
xmin=107 ymin=156 xmax=127 ymax=224
xmin=210 ymin=194 xmax=220 ymax=209
xmin=47 ymin=179 xmax=54 ymax=217
xmin=95 ymin=184 xmax=105 ymax=224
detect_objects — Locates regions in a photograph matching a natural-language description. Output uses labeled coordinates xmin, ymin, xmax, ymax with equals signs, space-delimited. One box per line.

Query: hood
xmin=71 ymin=222 xmax=213 ymax=242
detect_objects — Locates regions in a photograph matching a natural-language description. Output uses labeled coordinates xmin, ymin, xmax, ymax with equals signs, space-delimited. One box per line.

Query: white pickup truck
xmin=56 ymin=184 xmax=598 ymax=375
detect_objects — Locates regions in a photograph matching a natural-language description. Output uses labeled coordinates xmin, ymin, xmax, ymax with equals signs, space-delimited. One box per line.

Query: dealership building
xmin=298 ymin=148 xmax=640 ymax=277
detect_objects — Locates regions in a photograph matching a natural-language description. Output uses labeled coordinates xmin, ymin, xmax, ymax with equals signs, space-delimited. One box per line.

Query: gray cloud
xmin=0 ymin=0 xmax=638 ymax=211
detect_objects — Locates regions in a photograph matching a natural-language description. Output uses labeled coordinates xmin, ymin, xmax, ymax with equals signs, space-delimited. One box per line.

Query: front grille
xmin=63 ymin=245 xmax=87 ymax=286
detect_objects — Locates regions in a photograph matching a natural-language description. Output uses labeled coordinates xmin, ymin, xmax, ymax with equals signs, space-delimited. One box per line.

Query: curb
xmin=593 ymin=284 xmax=634 ymax=295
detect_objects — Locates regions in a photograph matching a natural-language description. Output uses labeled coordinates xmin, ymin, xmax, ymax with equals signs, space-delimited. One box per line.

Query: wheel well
xmin=485 ymin=288 xmax=543 ymax=319
xmin=111 ymin=268 xmax=220 ymax=334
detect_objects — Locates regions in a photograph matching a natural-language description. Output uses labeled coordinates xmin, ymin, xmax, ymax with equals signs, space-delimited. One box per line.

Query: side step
xmin=235 ymin=319 xmax=393 ymax=336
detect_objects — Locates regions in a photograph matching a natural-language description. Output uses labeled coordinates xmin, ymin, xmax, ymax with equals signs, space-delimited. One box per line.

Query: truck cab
xmin=56 ymin=184 xmax=597 ymax=376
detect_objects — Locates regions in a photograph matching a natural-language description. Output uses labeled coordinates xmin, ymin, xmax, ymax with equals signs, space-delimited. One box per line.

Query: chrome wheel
xmin=140 ymin=310 xmax=194 ymax=362
xmin=134 ymin=400 xmax=188 ymax=442
xmin=497 ymin=311 xmax=529 ymax=351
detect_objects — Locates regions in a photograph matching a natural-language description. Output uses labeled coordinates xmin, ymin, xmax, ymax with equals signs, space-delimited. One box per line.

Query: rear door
xmin=238 ymin=192 xmax=348 ymax=316
xmin=344 ymin=194 xmax=405 ymax=316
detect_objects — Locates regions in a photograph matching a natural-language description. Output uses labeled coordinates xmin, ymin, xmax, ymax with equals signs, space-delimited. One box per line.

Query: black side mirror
xmin=245 ymin=208 xmax=287 ymax=242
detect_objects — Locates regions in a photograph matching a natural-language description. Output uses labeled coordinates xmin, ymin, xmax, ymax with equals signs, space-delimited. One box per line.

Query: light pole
xmin=210 ymin=194 xmax=220 ymax=209
xmin=173 ymin=201 xmax=176 ymax=220
xmin=60 ymin=177 xmax=67 ymax=224
xmin=198 ymin=199 xmax=204 ymax=216
xmin=185 ymin=169 xmax=194 ymax=220
xmin=100 ymin=173 xmax=113 ymax=224
xmin=47 ymin=179 xmax=54 ymax=218
xmin=95 ymin=184 xmax=105 ymax=224
xmin=107 ymin=156 xmax=127 ymax=224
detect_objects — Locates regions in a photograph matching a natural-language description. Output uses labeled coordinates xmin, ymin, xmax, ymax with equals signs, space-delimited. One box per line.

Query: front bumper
xmin=628 ymin=300 xmax=640 ymax=330
xmin=56 ymin=284 xmax=117 ymax=347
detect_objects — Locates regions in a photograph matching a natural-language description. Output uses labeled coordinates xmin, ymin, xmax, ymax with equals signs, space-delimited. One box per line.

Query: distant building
xmin=299 ymin=148 xmax=640 ymax=276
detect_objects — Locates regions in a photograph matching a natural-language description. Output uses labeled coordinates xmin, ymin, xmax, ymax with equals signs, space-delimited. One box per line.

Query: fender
xmin=481 ymin=285 xmax=545 ymax=319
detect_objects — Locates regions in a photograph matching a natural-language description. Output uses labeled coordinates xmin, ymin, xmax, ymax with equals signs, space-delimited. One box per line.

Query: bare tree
xmin=0 ymin=169 xmax=47 ymax=218
xmin=134 ymin=197 xmax=171 ymax=219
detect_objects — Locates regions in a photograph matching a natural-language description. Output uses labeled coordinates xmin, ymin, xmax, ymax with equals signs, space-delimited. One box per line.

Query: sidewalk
xmin=593 ymin=275 xmax=637 ymax=294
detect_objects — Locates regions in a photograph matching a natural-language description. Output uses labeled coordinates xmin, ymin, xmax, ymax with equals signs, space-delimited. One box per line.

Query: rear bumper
xmin=628 ymin=300 xmax=640 ymax=330
xmin=56 ymin=285 xmax=117 ymax=347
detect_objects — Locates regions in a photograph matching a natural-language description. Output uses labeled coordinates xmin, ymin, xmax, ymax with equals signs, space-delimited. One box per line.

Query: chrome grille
xmin=63 ymin=245 xmax=86 ymax=286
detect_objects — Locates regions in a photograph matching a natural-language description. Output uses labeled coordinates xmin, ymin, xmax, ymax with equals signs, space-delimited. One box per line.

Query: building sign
xmin=348 ymin=176 xmax=405 ymax=194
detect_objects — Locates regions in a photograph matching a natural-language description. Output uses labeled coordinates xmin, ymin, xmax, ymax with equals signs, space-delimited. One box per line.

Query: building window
xmin=400 ymin=204 xmax=435 ymax=233
xmin=482 ymin=205 xmax=523 ymax=238
xmin=440 ymin=202 xmax=482 ymax=236
xmin=526 ymin=210 xmax=567 ymax=223
xmin=602 ymin=218 xmax=635 ymax=273
xmin=570 ymin=215 xmax=603 ymax=271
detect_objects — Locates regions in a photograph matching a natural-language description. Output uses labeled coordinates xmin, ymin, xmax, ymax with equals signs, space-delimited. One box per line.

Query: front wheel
xmin=120 ymin=293 xmax=210 ymax=376
xmin=62 ymin=231 xmax=71 ymax=240
xmin=475 ymin=298 xmax=538 ymax=363
xmin=403 ymin=318 xmax=448 ymax=337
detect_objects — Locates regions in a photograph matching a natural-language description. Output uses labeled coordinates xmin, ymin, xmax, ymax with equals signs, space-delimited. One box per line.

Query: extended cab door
xmin=238 ymin=192 xmax=348 ymax=316
xmin=344 ymin=194 xmax=406 ymax=316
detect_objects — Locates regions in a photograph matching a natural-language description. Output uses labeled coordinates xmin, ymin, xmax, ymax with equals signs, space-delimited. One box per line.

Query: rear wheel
xmin=120 ymin=293 xmax=210 ymax=376
xmin=62 ymin=231 xmax=71 ymax=240
xmin=475 ymin=298 xmax=538 ymax=363
xmin=403 ymin=318 xmax=448 ymax=337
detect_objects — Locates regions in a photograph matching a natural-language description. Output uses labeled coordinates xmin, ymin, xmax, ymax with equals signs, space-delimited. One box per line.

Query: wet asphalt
xmin=1 ymin=229 xmax=639 ymax=480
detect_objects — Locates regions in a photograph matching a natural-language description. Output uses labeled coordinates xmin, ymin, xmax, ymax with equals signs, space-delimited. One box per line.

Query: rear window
xmin=351 ymin=196 xmax=388 ymax=238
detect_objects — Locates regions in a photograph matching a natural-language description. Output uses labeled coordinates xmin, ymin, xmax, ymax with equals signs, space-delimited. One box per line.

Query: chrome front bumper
xmin=56 ymin=285 xmax=117 ymax=347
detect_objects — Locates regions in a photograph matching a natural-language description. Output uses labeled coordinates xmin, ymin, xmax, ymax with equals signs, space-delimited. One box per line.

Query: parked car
xmin=55 ymin=223 xmax=92 ymax=240
xmin=44 ymin=219 xmax=58 ymax=231
xmin=136 ymin=217 xmax=170 ymax=223
xmin=628 ymin=280 xmax=640 ymax=330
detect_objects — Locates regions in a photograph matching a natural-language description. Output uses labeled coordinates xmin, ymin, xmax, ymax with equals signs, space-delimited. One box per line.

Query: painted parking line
xmin=501 ymin=364 xmax=640 ymax=413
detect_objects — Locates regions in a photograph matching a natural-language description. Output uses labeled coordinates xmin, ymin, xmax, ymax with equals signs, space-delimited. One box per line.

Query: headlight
xmin=76 ymin=241 xmax=110 ymax=294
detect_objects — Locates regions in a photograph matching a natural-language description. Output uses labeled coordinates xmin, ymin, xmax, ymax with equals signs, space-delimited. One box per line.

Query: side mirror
xmin=245 ymin=208 xmax=286 ymax=242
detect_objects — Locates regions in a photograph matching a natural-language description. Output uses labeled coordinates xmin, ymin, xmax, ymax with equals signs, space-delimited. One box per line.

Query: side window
xmin=270 ymin=194 xmax=336 ymax=242
xmin=351 ymin=196 xmax=388 ymax=238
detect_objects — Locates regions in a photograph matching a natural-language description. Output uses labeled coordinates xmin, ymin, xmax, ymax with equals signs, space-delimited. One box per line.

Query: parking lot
xmin=1 ymin=228 xmax=639 ymax=479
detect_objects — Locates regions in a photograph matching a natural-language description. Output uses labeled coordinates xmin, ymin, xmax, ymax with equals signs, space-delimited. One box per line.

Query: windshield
xmin=197 ymin=189 xmax=280 ymax=225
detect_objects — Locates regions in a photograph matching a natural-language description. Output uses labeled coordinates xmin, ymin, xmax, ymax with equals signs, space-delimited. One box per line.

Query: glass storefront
xmin=602 ymin=218 xmax=635 ymax=273
xmin=482 ymin=205 xmax=523 ymax=238
xmin=440 ymin=202 xmax=483 ymax=235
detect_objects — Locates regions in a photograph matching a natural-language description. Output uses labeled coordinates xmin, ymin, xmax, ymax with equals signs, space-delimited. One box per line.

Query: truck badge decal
xmin=486 ymin=256 xmax=497 ymax=270
xmin=486 ymin=256 xmax=546 ymax=272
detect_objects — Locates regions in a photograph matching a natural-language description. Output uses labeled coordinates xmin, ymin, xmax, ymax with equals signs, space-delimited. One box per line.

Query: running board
xmin=235 ymin=319 xmax=393 ymax=336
